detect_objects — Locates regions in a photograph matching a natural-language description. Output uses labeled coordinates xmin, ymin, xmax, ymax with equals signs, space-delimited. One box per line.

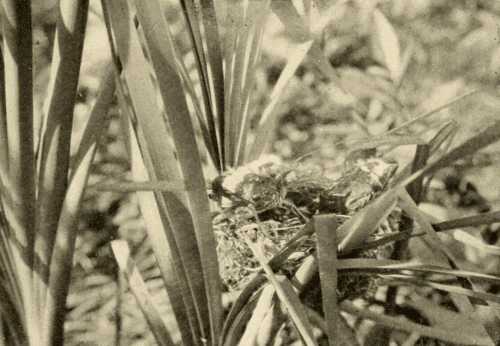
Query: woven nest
xmin=212 ymin=154 xmax=401 ymax=301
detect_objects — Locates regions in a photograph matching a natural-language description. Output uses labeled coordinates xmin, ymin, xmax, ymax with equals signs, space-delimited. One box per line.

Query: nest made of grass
xmin=213 ymin=153 xmax=402 ymax=300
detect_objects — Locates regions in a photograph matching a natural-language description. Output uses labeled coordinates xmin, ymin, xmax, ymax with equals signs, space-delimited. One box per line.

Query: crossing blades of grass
xmin=103 ymin=1 xmax=224 ymax=344
xmin=399 ymin=190 xmax=500 ymax=330
xmin=221 ymin=274 xmax=267 ymax=344
xmin=34 ymin=0 xmax=89 ymax=322
xmin=180 ymin=0 xmax=224 ymax=171
xmin=395 ymin=119 xmax=500 ymax=194
xmin=335 ymin=258 xmax=500 ymax=284
xmin=111 ymin=240 xmax=176 ymax=345
xmin=133 ymin=2 xmax=223 ymax=343
xmin=408 ymin=293 xmax=494 ymax=345
xmin=1 ymin=1 xmax=36 ymax=338
xmin=339 ymin=299 xmax=494 ymax=345
xmin=428 ymin=120 xmax=458 ymax=154
xmin=246 ymin=239 xmax=319 ymax=346
xmin=237 ymin=283 xmax=277 ymax=346
xmin=380 ymin=275 xmax=500 ymax=304
xmin=221 ymin=0 xmax=271 ymax=167
xmin=111 ymin=39 xmax=201 ymax=346
xmin=127 ymin=117 xmax=200 ymax=346
xmin=111 ymin=240 xmax=176 ymax=346
xmin=385 ymin=89 xmax=478 ymax=136
xmin=43 ymin=65 xmax=114 ymax=346
xmin=233 ymin=1 xmax=271 ymax=166
xmin=222 ymin=282 xmax=264 ymax=346
xmin=338 ymin=189 xmax=399 ymax=253
xmin=418 ymin=119 xmax=500 ymax=177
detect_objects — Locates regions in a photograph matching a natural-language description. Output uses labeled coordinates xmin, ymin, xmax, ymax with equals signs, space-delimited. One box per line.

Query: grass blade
xmin=88 ymin=179 xmax=187 ymax=193
xmin=314 ymin=215 xmax=338 ymax=346
xmin=111 ymin=240 xmax=176 ymax=346
xmin=386 ymin=89 xmax=478 ymax=136
xmin=346 ymin=135 xmax=425 ymax=154
xmin=0 ymin=44 xmax=8 ymax=168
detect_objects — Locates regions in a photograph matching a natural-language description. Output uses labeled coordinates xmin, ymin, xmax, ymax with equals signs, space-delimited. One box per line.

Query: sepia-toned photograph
xmin=0 ymin=0 xmax=499 ymax=345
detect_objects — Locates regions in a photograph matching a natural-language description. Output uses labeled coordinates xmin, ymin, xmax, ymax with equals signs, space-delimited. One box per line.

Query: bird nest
xmin=212 ymin=153 xmax=401 ymax=300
